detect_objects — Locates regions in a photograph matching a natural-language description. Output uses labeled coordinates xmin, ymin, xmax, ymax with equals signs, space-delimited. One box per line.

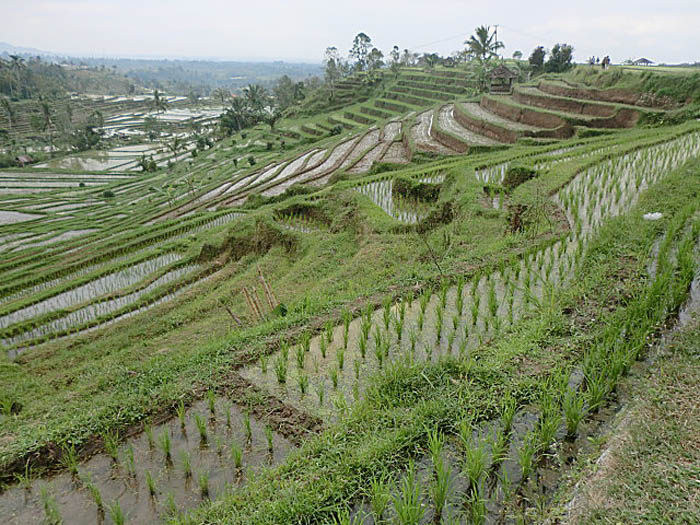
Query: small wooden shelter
xmin=633 ymin=57 xmax=654 ymax=66
xmin=15 ymin=155 xmax=35 ymax=167
xmin=489 ymin=64 xmax=518 ymax=94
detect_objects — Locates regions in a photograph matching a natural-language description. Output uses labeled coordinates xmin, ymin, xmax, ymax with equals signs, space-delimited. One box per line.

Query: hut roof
xmin=633 ymin=58 xmax=654 ymax=65
xmin=490 ymin=64 xmax=517 ymax=79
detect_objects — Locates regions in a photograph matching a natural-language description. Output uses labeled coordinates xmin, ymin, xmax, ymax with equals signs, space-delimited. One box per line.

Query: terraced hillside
xmin=0 ymin=66 xmax=698 ymax=524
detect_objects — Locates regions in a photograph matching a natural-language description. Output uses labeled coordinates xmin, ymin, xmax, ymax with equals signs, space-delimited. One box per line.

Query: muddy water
xmin=0 ymin=399 xmax=292 ymax=524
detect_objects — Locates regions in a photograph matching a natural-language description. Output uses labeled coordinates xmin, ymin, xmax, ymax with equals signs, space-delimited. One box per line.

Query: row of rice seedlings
xmin=0 ymin=253 xmax=183 ymax=329
xmin=3 ymin=263 xmax=202 ymax=348
xmin=354 ymin=179 xmax=431 ymax=224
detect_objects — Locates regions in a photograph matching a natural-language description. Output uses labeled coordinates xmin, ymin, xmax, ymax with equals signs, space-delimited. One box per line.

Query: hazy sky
xmin=2 ymin=0 xmax=699 ymax=64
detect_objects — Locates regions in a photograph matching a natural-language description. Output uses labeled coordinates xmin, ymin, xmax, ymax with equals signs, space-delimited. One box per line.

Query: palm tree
xmin=243 ymin=84 xmax=268 ymax=113
xmin=152 ymin=89 xmax=168 ymax=113
xmin=1 ymin=96 xmax=14 ymax=129
xmin=212 ymin=88 xmax=230 ymax=105
xmin=8 ymin=55 xmax=25 ymax=98
xmin=464 ymin=26 xmax=504 ymax=63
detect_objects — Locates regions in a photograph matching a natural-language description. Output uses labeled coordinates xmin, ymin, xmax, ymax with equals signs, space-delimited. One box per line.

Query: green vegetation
xmin=0 ymin=32 xmax=698 ymax=524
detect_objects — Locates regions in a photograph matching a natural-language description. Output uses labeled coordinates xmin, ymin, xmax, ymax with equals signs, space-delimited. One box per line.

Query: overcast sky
xmin=2 ymin=0 xmax=699 ymax=64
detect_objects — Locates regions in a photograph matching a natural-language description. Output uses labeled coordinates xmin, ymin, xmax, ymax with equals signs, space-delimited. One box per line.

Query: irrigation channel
xmin=2 ymin=131 xmax=699 ymax=522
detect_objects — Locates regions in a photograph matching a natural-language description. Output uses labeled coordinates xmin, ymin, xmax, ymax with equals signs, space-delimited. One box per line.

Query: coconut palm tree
xmin=212 ymin=87 xmax=230 ymax=105
xmin=152 ymin=89 xmax=168 ymax=113
xmin=464 ymin=26 xmax=503 ymax=63
xmin=243 ymin=84 xmax=268 ymax=113
xmin=8 ymin=55 xmax=25 ymax=98
xmin=1 ymin=96 xmax=14 ymax=129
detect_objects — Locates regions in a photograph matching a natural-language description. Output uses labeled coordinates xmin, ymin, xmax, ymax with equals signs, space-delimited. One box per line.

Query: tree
xmin=8 ymin=55 xmax=24 ymax=99
xmin=262 ymin=108 xmax=282 ymax=130
xmin=389 ymin=45 xmax=401 ymax=77
xmin=349 ymin=32 xmax=372 ymax=71
xmin=545 ymin=43 xmax=574 ymax=73
xmin=1 ymin=96 xmax=14 ymax=129
xmin=212 ymin=87 xmax=230 ymax=105
xmin=422 ymin=53 xmax=441 ymax=69
xmin=273 ymin=75 xmax=302 ymax=110
xmin=464 ymin=26 xmax=503 ymax=63
xmin=512 ymin=50 xmax=523 ymax=60
xmin=243 ymin=84 xmax=268 ymax=113
xmin=324 ymin=46 xmax=341 ymax=100
xmin=528 ymin=46 xmax=546 ymax=71
xmin=367 ymin=48 xmax=384 ymax=71
xmin=152 ymin=89 xmax=168 ymax=112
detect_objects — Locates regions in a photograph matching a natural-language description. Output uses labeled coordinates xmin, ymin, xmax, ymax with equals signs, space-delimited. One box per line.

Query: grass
xmin=1 ymin=68 xmax=699 ymax=522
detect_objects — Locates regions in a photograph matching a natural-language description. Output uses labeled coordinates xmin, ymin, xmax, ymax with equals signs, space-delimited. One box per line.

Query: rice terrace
xmin=1 ymin=3 xmax=699 ymax=523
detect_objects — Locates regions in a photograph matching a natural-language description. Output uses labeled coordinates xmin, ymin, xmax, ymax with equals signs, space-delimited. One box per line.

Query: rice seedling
xmin=243 ymin=412 xmax=252 ymax=444
xmin=489 ymin=428 xmax=508 ymax=469
xmin=207 ymin=389 xmax=216 ymax=414
xmin=81 ymin=473 xmax=103 ymax=510
xmin=316 ymin=383 xmax=325 ymax=406
xmin=354 ymin=358 xmax=361 ymax=380
xmin=447 ymin=329 xmax=456 ymax=353
xmin=301 ymin=331 xmax=311 ymax=353
xmin=198 ymin=472 xmax=210 ymax=498
xmin=358 ymin=335 xmax=367 ymax=359
xmin=145 ymin=421 xmax=154 ymax=449
xmin=330 ymin=366 xmax=339 ymax=389
xmin=265 ymin=425 xmax=274 ymax=453
xmin=501 ymin=396 xmax=517 ymax=435
xmin=164 ymin=491 xmax=177 ymax=517
xmin=456 ymin=276 xmax=465 ymax=315
xmin=40 ymin=486 xmax=61 ymax=525
xmin=295 ymin=344 xmax=306 ymax=369
xmin=408 ymin=328 xmax=417 ymax=354
xmin=563 ymin=388 xmax=587 ymax=440
xmin=159 ymin=430 xmax=173 ymax=464
xmin=108 ymin=500 xmax=125 ymax=525
xmin=61 ymin=442 xmax=79 ymax=477
xmin=194 ymin=413 xmax=208 ymax=444
xmin=320 ymin=336 xmax=328 ymax=359
xmin=393 ymin=312 xmax=404 ymax=341
xmin=298 ymin=373 xmax=309 ymax=396
xmin=470 ymin=301 xmax=479 ymax=327
xmin=14 ymin=459 xmax=33 ymax=490
xmin=176 ymin=399 xmax=186 ymax=429
xmin=274 ymin=353 xmax=288 ymax=384
xmin=342 ymin=309 xmax=351 ymax=349
xmin=460 ymin=423 xmax=488 ymax=490
xmin=259 ymin=354 xmax=268 ymax=374
xmin=431 ymin=448 xmax=452 ymax=521
xmin=337 ymin=346 xmax=345 ymax=370
xmin=124 ymin=444 xmax=136 ymax=477
xmin=417 ymin=309 xmax=425 ymax=332
xmin=465 ymin=487 xmax=486 ymax=525
xmin=231 ymin=441 xmax=243 ymax=469
xmin=439 ymin=280 xmax=448 ymax=309
xmin=419 ymin=289 xmax=430 ymax=317
xmin=452 ymin=314 xmax=459 ymax=332
xmin=368 ymin=474 xmax=392 ymax=523
xmin=392 ymin=459 xmax=425 ymax=525
xmin=518 ymin=432 xmax=538 ymax=484
xmin=180 ymin=450 xmax=192 ymax=478
xmin=103 ymin=429 xmax=119 ymax=462
xmin=383 ymin=297 xmax=392 ymax=330
xmin=399 ymin=299 xmax=406 ymax=323
xmin=585 ymin=369 xmax=610 ymax=413
xmin=435 ymin=305 xmax=443 ymax=343
xmin=225 ymin=405 xmax=232 ymax=428
xmin=325 ymin=320 xmax=334 ymax=344
xmin=352 ymin=381 xmax=360 ymax=401
xmin=145 ymin=470 xmax=157 ymax=497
